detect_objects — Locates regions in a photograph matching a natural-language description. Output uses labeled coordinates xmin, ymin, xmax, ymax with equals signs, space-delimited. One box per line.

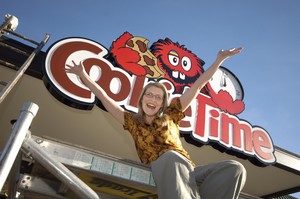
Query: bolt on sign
xmin=43 ymin=32 xmax=276 ymax=167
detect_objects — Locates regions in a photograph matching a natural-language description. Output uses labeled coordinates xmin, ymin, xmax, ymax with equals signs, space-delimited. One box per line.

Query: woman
xmin=66 ymin=47 xmax=247 ymax=199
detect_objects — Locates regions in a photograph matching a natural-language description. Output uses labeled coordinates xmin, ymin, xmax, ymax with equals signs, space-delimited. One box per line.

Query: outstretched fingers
xmin=65 ymin=60 xmax=76 ymax=68
xmin=65 ymin=60 xmax=80 ymax=73
xmin=218 ymin=47 xmax=243 ymax=60
xmin=229 ymin=47 xmax=243 ymax=54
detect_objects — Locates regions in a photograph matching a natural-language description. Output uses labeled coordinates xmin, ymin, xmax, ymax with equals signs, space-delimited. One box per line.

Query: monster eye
xmin=181 ymin=56 xmax=191 ymax=71
xmin=168 ymin=50 xmax=179 ymax=66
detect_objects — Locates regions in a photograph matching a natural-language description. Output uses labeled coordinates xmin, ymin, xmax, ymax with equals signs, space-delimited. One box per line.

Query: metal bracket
xmin=19 ymin=174 xmax=67 ymax=199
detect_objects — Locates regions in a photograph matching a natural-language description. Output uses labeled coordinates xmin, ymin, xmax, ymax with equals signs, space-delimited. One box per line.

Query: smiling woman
xmin=64 ymin=47 xmax=247 ymax=199
xmin=138 ymin=82 xmax=167 ymax=123
xmin=1 ymin=0 xmax=300 ymax=196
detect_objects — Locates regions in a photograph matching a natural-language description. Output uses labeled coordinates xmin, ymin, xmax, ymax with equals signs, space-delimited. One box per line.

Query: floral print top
xmin=123 ymin=97 xmax=194 ymax=166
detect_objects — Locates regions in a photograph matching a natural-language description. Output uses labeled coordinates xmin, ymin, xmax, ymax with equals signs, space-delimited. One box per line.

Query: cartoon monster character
xmin=150 ymin=38 xmax=244 ymax=114
xmin=110 ymin=31 xmax=164 ymax=78
xmin=150 ymin=38 xmax=206 ymax=93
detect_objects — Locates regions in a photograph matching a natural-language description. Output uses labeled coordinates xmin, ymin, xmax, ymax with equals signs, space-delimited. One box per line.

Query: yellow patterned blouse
xmin=123 ymin=97 xmax=194 ymax=166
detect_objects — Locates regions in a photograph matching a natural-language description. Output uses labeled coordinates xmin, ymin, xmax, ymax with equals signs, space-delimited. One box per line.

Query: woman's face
xmin=141 ymin=86 xmax=164 ymax=119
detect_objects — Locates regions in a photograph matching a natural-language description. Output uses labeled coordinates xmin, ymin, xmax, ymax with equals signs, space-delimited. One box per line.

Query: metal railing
xmin=0 ymin=102 xmax=100 ymax=199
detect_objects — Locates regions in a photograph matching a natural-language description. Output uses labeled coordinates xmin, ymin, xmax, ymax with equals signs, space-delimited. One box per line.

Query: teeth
xmin=180 ymin=73 xmax=185 ymax=80
xmin=172 ymin=71 xmax=179 ymax=78
xmin=147 ymin=103 xmax=155 ymax=108
xmin=172 ymin=71 xmax=185 ymax=80
xmin=147 ymin=104 xmax=156 ymax=110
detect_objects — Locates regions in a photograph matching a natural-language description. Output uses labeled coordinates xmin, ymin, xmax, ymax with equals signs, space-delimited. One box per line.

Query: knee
xmin=226 ymin=160 xmax=247 ymax=181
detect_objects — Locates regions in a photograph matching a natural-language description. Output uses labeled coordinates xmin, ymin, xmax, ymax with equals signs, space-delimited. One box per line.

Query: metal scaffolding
xmin=0 ymin=102 xmax=100 ymax=199
xmin=0 ymin=14 xmax=101 ymax=199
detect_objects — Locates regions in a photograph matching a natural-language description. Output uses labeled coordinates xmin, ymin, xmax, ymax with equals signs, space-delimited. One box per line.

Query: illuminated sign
xmin=43 ymin=32 xmax=276 ymax=166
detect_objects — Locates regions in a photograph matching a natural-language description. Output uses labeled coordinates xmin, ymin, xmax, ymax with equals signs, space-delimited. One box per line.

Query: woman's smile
xmin=142 ymin=86 xmax=164 ymax=122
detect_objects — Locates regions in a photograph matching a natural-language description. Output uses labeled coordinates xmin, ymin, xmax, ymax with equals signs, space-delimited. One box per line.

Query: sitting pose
xmin=66 ymin=47 xmax=247 ymax=199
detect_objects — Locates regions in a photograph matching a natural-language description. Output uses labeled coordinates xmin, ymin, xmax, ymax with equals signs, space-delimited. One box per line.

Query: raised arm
xmin=65 ymin=61 xmax=125 ymax=125
xmin=179 ymin=47 xmax=243 ymax=111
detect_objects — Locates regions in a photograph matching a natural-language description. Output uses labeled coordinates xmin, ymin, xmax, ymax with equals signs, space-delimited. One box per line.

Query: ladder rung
xmin=0 ymin=33 xmax=50 ymax=104
xmin=0 ymin=60 xmax=19 ymax=70
xmin=2 ymin=29 xmax=39 ymax=46
xmin=0 ymin=41 xmax=30 ymax=56
xmin=0 ymin=80 xmax=7 ymax=86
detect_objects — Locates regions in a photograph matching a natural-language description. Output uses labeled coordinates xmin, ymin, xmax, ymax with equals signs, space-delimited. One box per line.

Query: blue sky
xmin=2 ymin=0 xmax=300 ymax=197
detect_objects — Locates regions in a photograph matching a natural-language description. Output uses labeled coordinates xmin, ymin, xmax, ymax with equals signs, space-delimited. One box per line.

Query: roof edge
xmin=274 ymin=146 xmax=300 ymax=175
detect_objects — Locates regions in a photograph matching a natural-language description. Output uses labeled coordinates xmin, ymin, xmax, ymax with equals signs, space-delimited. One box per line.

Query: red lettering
xmin=221 ymin=114 xmax=253 ymax=153
xmin=190 ymin=93 xmax=275 ymax=164
xmin=234 ymin=122 xmax=253 ymax=154
xmin=209 ymin=109 xmax=219 ymax=138
xmin=253 ymin=128 xmax=275 ymax=163
xmin=50 ymin=41 xmax=103 ymax=99
xmin=193 ymin=93 xmax=217 ymax=142
xmin=83 ymin=58 xmax=131 ymax=102
xmin=44 ymin=37 xmax=276 ymax=166
xmin=128 ymin=76 xmax=146 ymax=107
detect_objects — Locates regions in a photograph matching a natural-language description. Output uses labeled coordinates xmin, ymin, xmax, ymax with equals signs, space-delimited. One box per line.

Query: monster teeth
xmin=180 ymin=73 xmax=185 ymax=80
xmin=172 ymin=71 xmax=185 ymax=80
xmin=172 ymin=71 xmax=179 ymax=78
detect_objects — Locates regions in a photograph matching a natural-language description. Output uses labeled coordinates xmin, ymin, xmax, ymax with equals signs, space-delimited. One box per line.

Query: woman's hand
xmin=65 ymin=59 xmax=125 ymax=124
xmin=179 ymin=47 xmax=243 ymax=111
xmin=217 ymin=47 xmax=243 ymax=61
xmin=65 ymin=60 xmax=85 ymax=76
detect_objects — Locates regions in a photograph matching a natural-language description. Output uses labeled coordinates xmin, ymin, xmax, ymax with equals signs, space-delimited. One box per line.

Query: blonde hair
xmin=135 ymin=82 xmax=168 ymax=123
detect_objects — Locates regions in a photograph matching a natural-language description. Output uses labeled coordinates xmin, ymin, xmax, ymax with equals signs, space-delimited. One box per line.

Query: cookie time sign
xmin=43 ymin=34 xmax=276 ymax=166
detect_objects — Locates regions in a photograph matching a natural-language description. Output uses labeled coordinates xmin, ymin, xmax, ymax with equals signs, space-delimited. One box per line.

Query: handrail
xmin=0 ymin=101 xmax=100 ymax=199
xmin=0 ymin=102 xmax=39 ymax=190
xmin=22 ymin=136 xmax=100 ymax=199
